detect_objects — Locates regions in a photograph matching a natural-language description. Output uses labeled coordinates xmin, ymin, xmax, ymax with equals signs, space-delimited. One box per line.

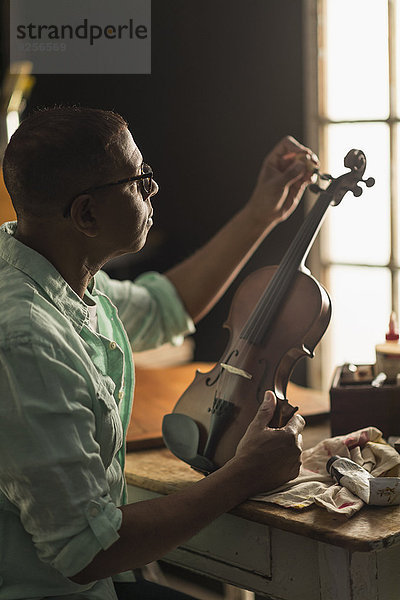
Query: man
xmin=0 ymin=106 xmax=314 ymax=599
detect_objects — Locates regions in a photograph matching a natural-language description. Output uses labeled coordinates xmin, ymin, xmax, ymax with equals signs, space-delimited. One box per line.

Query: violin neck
xmin=241 ymin=191 xmax=332 ymax=345
xmin=279 ymin=191 xmax=331 ymax=277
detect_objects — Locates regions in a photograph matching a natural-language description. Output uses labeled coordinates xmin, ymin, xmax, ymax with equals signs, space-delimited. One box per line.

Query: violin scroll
xmin=309 ymin=149 xmax=375 ymax=206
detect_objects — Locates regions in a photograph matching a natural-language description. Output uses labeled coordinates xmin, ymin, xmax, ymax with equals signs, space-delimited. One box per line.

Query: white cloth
xmin=253 ymin=427 xmax=400 ymax=517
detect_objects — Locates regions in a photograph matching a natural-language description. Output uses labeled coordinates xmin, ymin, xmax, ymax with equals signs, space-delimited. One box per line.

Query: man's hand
xmin=247 ymin=135 xmax=319 ymax=228
xmin=71 ymin=389 xmax=304 ymax=584
xmin=231 ymin=390 xmax=305 ymax=496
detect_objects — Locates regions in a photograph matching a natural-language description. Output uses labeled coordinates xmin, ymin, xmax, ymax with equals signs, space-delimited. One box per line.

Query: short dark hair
xmin=2 ymin=106 xmax=128 ymax=217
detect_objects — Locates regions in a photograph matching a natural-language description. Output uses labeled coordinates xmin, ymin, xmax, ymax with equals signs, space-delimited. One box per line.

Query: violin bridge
xmin=220 ymin=363 xmax=252 ymax=380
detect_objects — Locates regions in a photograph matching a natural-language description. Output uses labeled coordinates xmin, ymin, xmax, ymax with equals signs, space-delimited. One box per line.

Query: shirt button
xmin=90 ymin=506 xmax=100 ymax=517
xmin=118 ymin=390 xmax=124 ymax=400
xmin=109 ymin=341 xmax=117 ymax=350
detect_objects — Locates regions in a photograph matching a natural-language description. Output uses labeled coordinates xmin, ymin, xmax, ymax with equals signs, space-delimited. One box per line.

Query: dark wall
xmin=17 ymin=0 xmax=307 ymax=382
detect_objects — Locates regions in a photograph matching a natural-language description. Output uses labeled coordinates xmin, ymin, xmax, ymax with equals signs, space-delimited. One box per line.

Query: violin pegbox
xmin=309 ymin=148 xmax=375 ymax=206
xmin=344 ymin=149 xmax=376 ymax=198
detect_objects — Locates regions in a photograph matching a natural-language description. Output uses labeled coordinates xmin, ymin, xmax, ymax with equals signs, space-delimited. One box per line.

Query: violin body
xmin=171 ymin=266 xmax=331 ymax=468
xmin=163 ymin=149 xmax=374 ymax=473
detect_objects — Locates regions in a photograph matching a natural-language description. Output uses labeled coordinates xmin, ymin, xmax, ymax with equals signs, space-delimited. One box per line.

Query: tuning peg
xmin=319 ymin=173 xmax=333 ymax=181
xmin=309 ymin=183 xmax=323 ymax=194
xmin=363 ymin=177 xmax=375 ymax=188
xmin=312 ymin=169 xmax=333 ymax=182
xmin=352 ymin=185 xmax=363 ymax=197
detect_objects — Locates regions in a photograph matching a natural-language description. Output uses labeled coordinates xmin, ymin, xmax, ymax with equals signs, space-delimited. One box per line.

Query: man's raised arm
xmin=166 ymin=136 xmax=318 ymax=322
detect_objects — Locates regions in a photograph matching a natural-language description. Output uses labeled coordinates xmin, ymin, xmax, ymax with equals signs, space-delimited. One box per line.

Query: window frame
xmin=303 ymin=0 xmax=398 ymax=389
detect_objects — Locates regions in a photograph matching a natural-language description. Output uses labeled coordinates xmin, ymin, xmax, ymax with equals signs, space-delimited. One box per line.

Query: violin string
xmin=216 ymin=263 xmax=299 ymax=403
xmin=244 ymin=193 xmax=332 ymax=343
xmin=244 ymin=173 xmax=355 ymax=343
xmin=216 ymin=336 xmax=248 ymax=403
xmin=227 ymin=194 xmax=330 ymax=373
xmin=217 ymin=200 xmax=322 ymax=403
xmin=210 ymin=169 xmax=366 ymax=450
xmin=240 ymin=199 xmax=325 ymax=345
xmin=214 ymin=164 xmax=364 ymax=415
xmin=215 ymin=192 xmax=331 ymax=406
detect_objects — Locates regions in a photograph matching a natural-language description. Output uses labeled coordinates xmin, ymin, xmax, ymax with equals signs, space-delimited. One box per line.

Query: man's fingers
xmin=276 ymin=135 xmax=311 ymax=157
xmin=279 ymin=180 xmax=306 ymax=212
xmin=253 ymin=390 xmax=277 ymax=427
xmin=281 ymin=150 xmax=319 ymax=167
xmin=273 ymin=161 xmax=313 ymax=196
xmin=280 ymin=160 xmax=306 ymax=185
xmin=284 ymin=415 xmax=304 ymax=462
xmin=280 ymin=148 xmax=318 ymax=183
xmin=283 ymin=412 xmax=305 ymax=436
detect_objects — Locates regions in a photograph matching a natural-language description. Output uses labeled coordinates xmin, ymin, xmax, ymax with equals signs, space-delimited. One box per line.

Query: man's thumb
xmin=256 ymin=390 xmax=277 ymax=425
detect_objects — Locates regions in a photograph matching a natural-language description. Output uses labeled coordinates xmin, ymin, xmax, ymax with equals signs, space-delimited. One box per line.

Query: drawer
xmin=127 ymin=485 xmax=271 ymax=581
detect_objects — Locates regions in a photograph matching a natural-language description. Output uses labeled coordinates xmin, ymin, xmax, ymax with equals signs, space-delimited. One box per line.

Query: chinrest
xmin=162 ymin=413 xmax=217 ymax=473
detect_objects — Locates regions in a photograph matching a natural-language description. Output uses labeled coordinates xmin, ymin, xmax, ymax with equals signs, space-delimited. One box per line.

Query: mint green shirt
xmin=0 ymin=222 xmax=194 ymax=599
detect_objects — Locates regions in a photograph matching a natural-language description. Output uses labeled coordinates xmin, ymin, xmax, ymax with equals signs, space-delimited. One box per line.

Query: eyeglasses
xmin=63 ymin=163 xmax=154 ymax=218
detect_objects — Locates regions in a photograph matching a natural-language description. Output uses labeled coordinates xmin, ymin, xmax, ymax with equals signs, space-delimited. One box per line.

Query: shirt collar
xmin=0 ymin=221 xmax=91 ymax=332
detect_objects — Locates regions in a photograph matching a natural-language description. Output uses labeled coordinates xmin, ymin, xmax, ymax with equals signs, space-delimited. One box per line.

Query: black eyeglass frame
xmin=63 ymin=164 xmax=153 ymax=218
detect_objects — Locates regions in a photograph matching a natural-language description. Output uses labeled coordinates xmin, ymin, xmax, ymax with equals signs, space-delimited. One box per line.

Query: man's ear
xmin=69 ymin=194 xmax=99 ymax=237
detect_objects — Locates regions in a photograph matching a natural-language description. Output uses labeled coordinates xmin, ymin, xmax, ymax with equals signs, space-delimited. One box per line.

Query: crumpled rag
xmin=253 ymin=427 xmax=400 ymax=517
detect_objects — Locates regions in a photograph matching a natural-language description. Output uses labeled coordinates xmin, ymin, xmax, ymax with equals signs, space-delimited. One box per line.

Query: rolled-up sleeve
xmin=95 ymin=270 xmax=195 ymax=351
xmin=0 ymin=339 xmax=122 ymax=578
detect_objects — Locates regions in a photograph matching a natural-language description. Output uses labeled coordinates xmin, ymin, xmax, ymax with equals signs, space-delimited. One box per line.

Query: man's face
xmin=97 ymin=128 xmax=159 ymax=257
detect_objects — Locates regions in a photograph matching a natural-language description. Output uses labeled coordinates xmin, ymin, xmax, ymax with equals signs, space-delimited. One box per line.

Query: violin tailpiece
xmin=203 ymin=398 xmax=235 ymax=459
xmin=208 ymin=397 xmax=235 ymax=416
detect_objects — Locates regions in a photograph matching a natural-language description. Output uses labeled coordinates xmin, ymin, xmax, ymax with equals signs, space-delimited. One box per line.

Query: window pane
xmin=322 ymin=123 xmax=390 ymax=265
xmin=397 ymin=272 xmax=400 ymax=323
xmin=396 ymin=125 xmax=400 ymax=263
xmin=325 ymin=0 xmax=389 ymax=120
xmin=395 ymin=0 xmax=400 ymax=117
xmin=323 ymin=266 xmax=391 ymax=388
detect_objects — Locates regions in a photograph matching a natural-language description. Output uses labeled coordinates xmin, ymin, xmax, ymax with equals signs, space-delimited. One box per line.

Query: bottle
xmin=326 ymin=455 xmax=373 ymax=503
xmin=375 ymin=312 xmax=400 ymax=381
xmin=326 ymin=455 xmax=400 ymax=505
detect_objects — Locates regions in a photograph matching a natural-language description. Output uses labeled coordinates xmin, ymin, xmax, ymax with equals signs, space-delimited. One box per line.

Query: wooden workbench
xmin=126 ymin=434 xmax=400 ymax=599
xmin=125 ymin=364 xmax=400 ymax=599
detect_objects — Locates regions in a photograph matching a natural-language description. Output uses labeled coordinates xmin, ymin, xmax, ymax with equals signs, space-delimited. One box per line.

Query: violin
xmin=162 ymin=149 xmax=375 ymax=474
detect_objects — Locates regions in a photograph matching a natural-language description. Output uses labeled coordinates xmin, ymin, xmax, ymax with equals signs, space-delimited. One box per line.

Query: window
xmin=305 ymin=0 xmax=397 ymax=389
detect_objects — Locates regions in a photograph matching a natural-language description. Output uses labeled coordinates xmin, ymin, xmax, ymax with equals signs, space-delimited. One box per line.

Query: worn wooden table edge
xmin=125 ymin=448 xmax=400 ymax=554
